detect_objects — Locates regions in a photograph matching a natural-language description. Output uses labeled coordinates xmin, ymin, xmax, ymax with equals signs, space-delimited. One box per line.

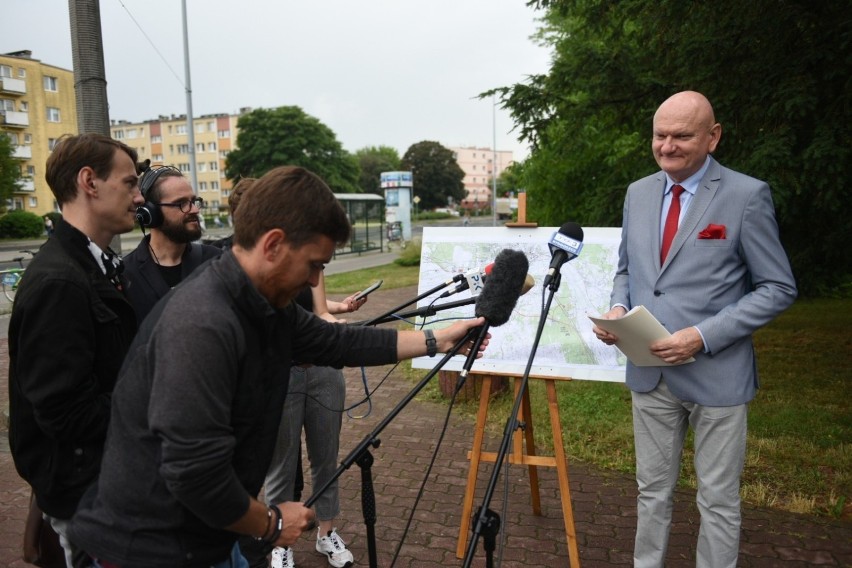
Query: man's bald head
xmin=652 ymin=91 xmax=722 ymax=182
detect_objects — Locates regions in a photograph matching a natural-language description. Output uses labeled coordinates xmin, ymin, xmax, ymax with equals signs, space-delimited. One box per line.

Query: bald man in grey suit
xmin=593 ymin=91 xmax=797 ymax=568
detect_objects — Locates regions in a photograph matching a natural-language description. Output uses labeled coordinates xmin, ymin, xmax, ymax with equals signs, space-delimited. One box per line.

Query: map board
xmin=410 ymin=226 xmax=627 ymax=382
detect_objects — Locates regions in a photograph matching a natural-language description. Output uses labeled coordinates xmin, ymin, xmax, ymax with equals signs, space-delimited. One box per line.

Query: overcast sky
xmin=4 ymin=0 xmax=551 ymax=161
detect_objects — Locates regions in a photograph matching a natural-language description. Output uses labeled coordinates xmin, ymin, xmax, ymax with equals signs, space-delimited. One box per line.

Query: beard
xmin=159 ymin=216 xmax=202 ymax=244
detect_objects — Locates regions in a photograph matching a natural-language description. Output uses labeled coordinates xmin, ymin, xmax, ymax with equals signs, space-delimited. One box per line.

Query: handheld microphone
xmin=454 ymin=249 xmax=529 ymax=388
xmin=440 ymin=263 xmax=537 ymax=299
xmin=439 ymin=263 xmax=493 ymax=298
xmin=542 ymin=222 xmax=584 ymax=288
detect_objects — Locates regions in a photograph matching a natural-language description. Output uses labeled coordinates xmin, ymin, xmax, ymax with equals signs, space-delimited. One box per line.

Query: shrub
xmin=394 ymin=238 xmax=421 ymax=266
xmin=0 ymin=210 xmax=47 ymax=239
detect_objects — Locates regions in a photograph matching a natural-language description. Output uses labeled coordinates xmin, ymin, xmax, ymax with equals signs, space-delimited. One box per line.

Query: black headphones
xmin=136 ymin=165 xmax=181 ymax=228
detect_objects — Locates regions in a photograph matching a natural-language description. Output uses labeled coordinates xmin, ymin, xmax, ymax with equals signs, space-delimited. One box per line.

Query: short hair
xmin=141 ymin=166 xmax=184 ymax=203
xmin=45 ymin=133 xmax=138 ymax=206
xmin=233 ymin=166 xmax=350 ymax=250
xmin=228 ymin=177 xmax=256 ymax=215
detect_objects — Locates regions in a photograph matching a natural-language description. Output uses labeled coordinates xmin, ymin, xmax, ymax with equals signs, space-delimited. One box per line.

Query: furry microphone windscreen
xmin=474 ymin=249 xmax=529 ymax=326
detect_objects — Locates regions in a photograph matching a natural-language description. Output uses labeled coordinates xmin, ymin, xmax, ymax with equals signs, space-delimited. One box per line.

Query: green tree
xmin=493 ymin=161 xmax=526 ymax=197
xmin=224 ymin=106 xmax=360 ymax=193
xmin=355 ymin=145 xmax=401 ymax=195
xmin=491 ymin=0 xmax=851 ymax=295
xmin=400 ymin=141 xmax=466 ymax=211
xmin=0 ymin=135 xmax=22 ymax=209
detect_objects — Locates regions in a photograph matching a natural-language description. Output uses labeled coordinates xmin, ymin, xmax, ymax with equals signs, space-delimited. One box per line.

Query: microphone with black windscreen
xmin=542 ymin=222 xmax=584 ymax=289
xmin=455 ymin=249 xmax=529 ymax=387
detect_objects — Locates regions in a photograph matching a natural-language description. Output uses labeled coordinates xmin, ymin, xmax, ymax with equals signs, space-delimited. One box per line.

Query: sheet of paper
xmin=589 ymin=306 xmax=695 ymax=367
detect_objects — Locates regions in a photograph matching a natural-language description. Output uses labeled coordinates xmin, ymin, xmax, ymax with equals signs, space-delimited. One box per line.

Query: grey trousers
xmin=632 ymin=379 xmax=747 ymax=568
xmin=264 ymin=366 xmax=345 ymax=521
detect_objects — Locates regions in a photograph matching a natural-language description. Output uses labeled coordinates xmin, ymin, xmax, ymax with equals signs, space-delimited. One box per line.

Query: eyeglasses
xmin=155 ymin=197 xmax=205 ymax=213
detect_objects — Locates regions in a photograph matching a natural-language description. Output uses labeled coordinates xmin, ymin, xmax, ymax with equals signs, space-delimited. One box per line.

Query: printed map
xmin=411 ymin=227 xmax=627 ymax=382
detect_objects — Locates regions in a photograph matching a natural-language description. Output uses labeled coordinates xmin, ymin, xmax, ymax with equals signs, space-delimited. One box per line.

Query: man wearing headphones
xmin=124 ymin=165 xmax=222 ymax=322
xmin=8 ymin=133 xmax=143 ymax=567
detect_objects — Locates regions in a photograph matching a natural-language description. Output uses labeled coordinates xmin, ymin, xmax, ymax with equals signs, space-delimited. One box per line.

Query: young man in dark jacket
xmin=123 ymin=166 xmax=221 ymax=322
xmin=8 ymin=133 xmax=144 ymax=565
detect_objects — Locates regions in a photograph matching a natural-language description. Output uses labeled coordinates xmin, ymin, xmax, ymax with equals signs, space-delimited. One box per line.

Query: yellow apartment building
xmin=112 ymin=110 xmax=245 ymax=212
xmin=1 ymin=50 xmax=78 ymax=215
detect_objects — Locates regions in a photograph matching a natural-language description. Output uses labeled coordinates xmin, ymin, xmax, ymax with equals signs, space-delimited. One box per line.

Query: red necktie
xmin=660 ymin=184 xmax=685 ymax=264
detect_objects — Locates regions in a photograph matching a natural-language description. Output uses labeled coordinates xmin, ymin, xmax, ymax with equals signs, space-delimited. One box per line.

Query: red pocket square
xmin=698 ymin=224 xmax=726 ymax=239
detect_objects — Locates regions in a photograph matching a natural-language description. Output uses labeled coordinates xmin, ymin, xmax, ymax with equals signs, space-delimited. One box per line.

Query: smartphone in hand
xmin=353 ymin=280 xmax=383 ymax=301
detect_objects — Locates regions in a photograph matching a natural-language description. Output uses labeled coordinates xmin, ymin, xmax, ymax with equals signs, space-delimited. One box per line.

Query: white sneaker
xmin=270 ymin=546 xmax=295 ymax=568
xmin=315 ymin=528 xmax=354 ymax=568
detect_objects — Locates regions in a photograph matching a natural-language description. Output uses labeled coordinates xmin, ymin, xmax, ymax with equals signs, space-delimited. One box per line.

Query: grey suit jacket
xmin=611 ymin=157 xmax=797 ymax=406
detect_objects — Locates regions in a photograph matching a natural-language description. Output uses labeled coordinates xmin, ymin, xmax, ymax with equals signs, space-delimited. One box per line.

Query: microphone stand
xmin=356 ymin=296 xmax=476 ymax=326
xmin=462 ymin=273 xmax=562 ymax=568
xmin=360 ymin=277 xmax=466 ymax=327
xmin=305 ymin=333 xmax=474 ymax=568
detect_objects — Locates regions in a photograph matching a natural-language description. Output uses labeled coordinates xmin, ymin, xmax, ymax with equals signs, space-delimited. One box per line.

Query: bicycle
xmin=1 ymin=250 xmax=37 ymax=303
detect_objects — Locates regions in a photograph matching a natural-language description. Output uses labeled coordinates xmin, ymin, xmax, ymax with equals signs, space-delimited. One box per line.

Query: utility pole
xmin=182 ymin=0 xmax=199 ymax=197
xmin=68 ymin=0 xmax=110 ymax=135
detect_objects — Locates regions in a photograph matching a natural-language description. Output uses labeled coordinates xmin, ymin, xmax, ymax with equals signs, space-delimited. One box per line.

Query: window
xmin=196 ymin=123 xmax=206 ymax=133
xmin=207 ymin=142 xmax=217 ymax=152
xmin=151 ymin=135 xmax=162 ymax=143
xmin=218 ymin=129 xmax=230 ymax=138
xmin=196 ymin=143 xmax=205 ymax=153
xmin=0 ymin=99 xmax=14 ymax=112
xmin=176 ymin=124 xmax=187 ymax=134
xmin=7 ymin=132 xmax=19 ymax=144
xmin=27 ymin=165 xmax=35 ymax=176
xmin=167 ymin=125 xmax=173 ymax=134
xmin=19 ymin=101 xmax=28 ymax=111
xmin=18 ymin=68 xmax=26 ymax=79
xmin=28 ymin=197 xmax=38 ymax=208
xmin=211 ymin=181 xmax=219 ymax=190
xmin=43 ymin=76 xmax=58 ymax=92
xmin=127 ymin=129 xmax=138 ymax=139
xmin=177 ymin=144 xmax=190 ymax=154
xmin=0 ymin=65 xmax=11 ymax=78
xmin=46 ymin=107 xmax=61 ymax=122
xmin=48 ymin=138 xmax=58 ymax=151
xmin=209 ymin=161 xmax=218 ymax=171
xmin=198 ymin=181 xmax=208 ymax=191
xmin=219 ymin=150 xmax=229 ymax=158
xmin=113 ymin=129 xmax=124 ymax=139
xmin=152 ymin=153 xmax=164 ymax=161
xmin=198 ymin=163 xmax=207 ymax=173
xmin=24 ymin=133 xmax=32 ymax=144
xmin=178 ymin=163 xmax=191 ymax=172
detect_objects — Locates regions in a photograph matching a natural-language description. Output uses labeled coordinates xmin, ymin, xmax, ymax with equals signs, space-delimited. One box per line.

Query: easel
xmin=455 ymin=193 xmax=581 ymax=566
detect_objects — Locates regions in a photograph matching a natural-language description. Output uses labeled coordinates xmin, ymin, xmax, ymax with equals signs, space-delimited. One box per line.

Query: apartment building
xmin=1 ymin=50 xmax=78 ymax=215
xmin=112 ymin=110 xmax=244 ymax=211
xmin=449 ymin=146 xmax=513 ymax=211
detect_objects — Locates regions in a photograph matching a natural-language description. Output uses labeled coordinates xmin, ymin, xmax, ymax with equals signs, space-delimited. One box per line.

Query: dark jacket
xmin=8 ymin=219 xmax=137 ymax=519
xmin=70 ymin=252 xmax=398 ymax=567
xmin=123 ymin=234 xmax=222 ymax=322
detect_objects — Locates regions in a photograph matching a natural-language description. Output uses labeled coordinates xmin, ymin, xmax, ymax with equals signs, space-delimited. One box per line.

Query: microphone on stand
xmin=542 ymin=222 xmax=584 ymax=289
xmin=455 ymin=249 xmax=529 ymax=389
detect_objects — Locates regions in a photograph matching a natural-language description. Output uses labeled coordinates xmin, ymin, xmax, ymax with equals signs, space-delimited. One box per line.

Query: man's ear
xmin=78 ymin=166 xmax=98 ymax=196
xmin=259 ymin=228 xmax=288 ymax=260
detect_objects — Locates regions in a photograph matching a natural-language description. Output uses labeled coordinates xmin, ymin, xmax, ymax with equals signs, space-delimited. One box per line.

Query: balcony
xmin=0 ymin=77 xmax=26 ymax=95
xmin=0 ymin=110 xmax=29 ymax=128
xmin=17 ymin=178 xmax=35 ymax=192
xmin=12 ymin=145 xmax=32 ymax=160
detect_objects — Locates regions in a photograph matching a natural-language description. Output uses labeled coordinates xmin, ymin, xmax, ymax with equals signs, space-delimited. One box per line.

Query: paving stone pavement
xmin=1 ymin=285 xmax=850 ymax=567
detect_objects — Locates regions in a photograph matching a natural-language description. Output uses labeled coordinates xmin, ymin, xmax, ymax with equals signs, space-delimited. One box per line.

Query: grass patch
xmin=385 ymin=274 xmax=852 ymax=519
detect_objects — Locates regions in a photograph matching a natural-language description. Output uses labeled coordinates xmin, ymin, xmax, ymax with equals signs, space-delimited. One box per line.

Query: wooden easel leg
xmin=516 ymin=379 xmax=542 ymax=515
xmin=456 ymin=375 xmax=493 ymax=558
xmin=546 ymin=380 xmax=581 ymax=567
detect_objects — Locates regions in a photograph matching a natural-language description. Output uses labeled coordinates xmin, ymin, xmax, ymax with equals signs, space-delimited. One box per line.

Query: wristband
xmin=424 ymin=329 xmax=437 ymax=357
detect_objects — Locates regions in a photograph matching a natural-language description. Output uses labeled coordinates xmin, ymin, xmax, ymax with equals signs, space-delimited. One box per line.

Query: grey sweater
xmin=70 ymin=251 xmax=397 ymax=567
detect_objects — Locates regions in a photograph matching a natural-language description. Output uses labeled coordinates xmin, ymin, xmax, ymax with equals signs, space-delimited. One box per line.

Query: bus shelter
xmin=333 ymin=193 xmax=385 ymax=256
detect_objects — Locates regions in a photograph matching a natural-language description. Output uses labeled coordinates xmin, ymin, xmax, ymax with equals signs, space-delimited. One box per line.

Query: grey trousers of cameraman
xmin=264 ymin=365 xmax=345 ymax=520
